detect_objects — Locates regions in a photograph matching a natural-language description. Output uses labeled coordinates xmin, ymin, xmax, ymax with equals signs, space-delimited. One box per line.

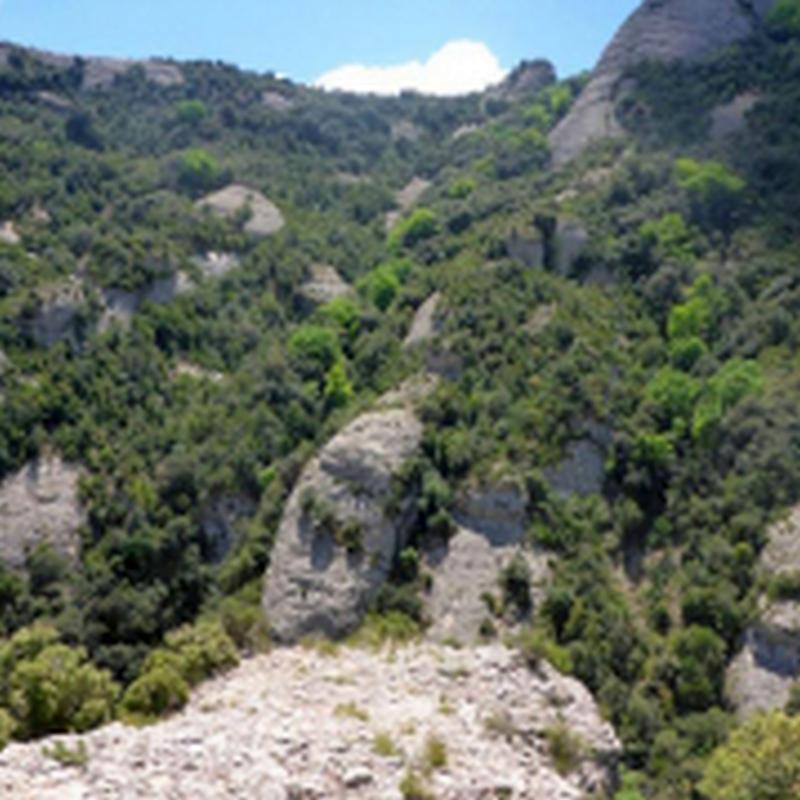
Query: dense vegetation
xmin=0 ymin=12 xmax=799 ymax=798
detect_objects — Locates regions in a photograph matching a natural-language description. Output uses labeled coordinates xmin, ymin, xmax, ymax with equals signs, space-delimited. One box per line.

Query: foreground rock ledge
xmin=0 ymin=643 xmax=620 ymax=800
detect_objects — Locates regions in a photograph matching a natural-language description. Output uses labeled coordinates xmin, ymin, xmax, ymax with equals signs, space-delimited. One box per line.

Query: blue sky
xmin=0 ymin=1 xmax=640 ymax=92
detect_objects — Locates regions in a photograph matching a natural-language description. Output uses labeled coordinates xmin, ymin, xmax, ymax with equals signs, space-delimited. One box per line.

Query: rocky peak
xmin=488 ymin=59 xmax=556 ymax=103
xmin=549 ymin=0 xmax=775 ymax=165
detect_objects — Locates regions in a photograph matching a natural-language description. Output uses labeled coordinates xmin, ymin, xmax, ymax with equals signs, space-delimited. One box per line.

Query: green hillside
xmin=1 ymin=8 xmax=800 ymax=797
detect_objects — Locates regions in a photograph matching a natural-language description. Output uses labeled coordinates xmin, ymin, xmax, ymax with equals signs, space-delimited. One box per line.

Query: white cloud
xmin=315 ymin=40 xmax=507 ymax=97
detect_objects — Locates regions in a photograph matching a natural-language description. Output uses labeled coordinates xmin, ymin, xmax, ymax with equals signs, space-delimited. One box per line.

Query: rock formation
xmin=545 ymin=423 xmax=613 ymax=498
xmin=0 ymin=456 xmax=84 ymax=569
xmin=385 ymin=177 xmax=432 ymax=231
xmin=196 ymin=185 xmax=285 ymax=238
xmin=0 ymin=221 xmax=20 ymax=245
xmin=191 ymin=251 xmax=241 ymax=280
xmin=99 ymin=273 xmax=192 ymax=333
xmin=0 ymin=43 xmax=183 ymax=90
xmin=0 ymin=642 xmax=621 ymax=799
xmin=298 ymin=264 xmax=353 ymax=306
xmin=427 ymin=480 xmax=550 ymax=644
xmin=727 ymin=504 xmax=800 ymax=716
xmin=22 ymin=278 xmax=86 ymax=348
xmin=549 ymin=0 xmax=774 ymax=165
xmin=487 ymin=59 xmax=556 ymax=103
xmin=263 ymin=407 xmax=424 ymax=642
xmin=403 ymin=292 xmax=442 ymax=349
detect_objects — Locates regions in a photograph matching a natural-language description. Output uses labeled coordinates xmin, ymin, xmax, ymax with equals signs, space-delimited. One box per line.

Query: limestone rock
xmin=23 ymin=278 xmax=85 ymax=348
xmin=555 ymin=218 xmax=590 ymax=277
xmin=710 ymin=92 xmax=759 ymax=140
xmin=0 ymin=642 xmax=621 ymax=799
xmin=487 ymin=59 xmax=556 ymax=103
xmin=727 ymin=505 xmax=800 ymax=716
xmin=298 ymin=264 xmax=353 ymax=306
xmin=427 ymin=481 xmax=551 ymax=644
xmin=191 ymin=251 xmax=241 ymax=280
xmin=403 ymin=293 xmax=442 ymax=349
xmin=550 ymin=0 xmax=771 ymax=165
xmin=262 ymin=90 xmax=294 ymax=112
xmin=197 ymin=185 xmax=285 ymax=238
xmin=99 ymin=273 xmax=191 ymax=333
xmin=263 ymin=408 xmax=424 ymax=642
xmin=391 ymin=119 xmax=422 ymax=142
xmin=0 ymin=221 xmax=20 ymax=245
xmin=545 ymin=424 xmax=612 ymax=498
xmin=0 ymin=456 xmax=84 ymax=569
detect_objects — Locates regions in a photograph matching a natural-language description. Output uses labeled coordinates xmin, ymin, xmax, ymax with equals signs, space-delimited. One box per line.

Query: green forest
xmin=1 ymin=3 xmax=800 ymax=797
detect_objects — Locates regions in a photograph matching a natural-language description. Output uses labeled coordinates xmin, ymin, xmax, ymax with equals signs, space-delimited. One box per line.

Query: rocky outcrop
xmin=727 ymin=505 xmax=800 ymax=716
xmin=385 ymin=177 xmax=431 ymax=231
xmin=403 ymin=292 xmax=442 ymax=349
xmin=263 ymin=408 xmax=424 ymax=642
xmin=0 ymin=221 xmax=20 ymax=245
xmin=0 ymin=43 xmax=183 ymax=90
xmin=710 ymin=92 xmax=759 ymax=140
xmin=427 ymin=481 xmax=550 ymax=644
xmin=487 ymin=59 xmax=556 ymax=103
xmin=99 ymin=273 xmax=192 ymax=333
xmin=0 ymin=642 xmax=621 ymax=799
xmin=549 ymin=0 xmax=773 ymax=165
xmin=0 ymin=456 xmax=84 ymax=569
xmin=261 ymin=90 xmax=294 ymax=112
xmin=191 ymin=251 xmax=241 ymax=280
xmin=391 ymin=119 xmax=422 ymax=142
xmin=196 ymin=185 xmax=285 ymax=238
xmin=545 ymin=423 xmax=613 ymax=498
xmin=22 ymin=278 xmax=85 ymax=348
xmin=555 ymin=218 xmax=590 ymax=277
xmin=298 ymin=264 xmax=353 ymax=306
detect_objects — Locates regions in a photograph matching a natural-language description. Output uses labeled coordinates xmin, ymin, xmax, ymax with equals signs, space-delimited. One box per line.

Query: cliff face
xmin=549 ymin=0 xmax=775 ymax=165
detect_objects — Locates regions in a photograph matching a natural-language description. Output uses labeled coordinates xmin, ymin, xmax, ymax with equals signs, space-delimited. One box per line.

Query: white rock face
xmin=196 ymin=185 xmax=285 ymax=238
xmin=727 ymin=505 xmax=800 ymax=716
xmin=549 ymin=0 xmax=772 ymax=165
xmin=427 ymin=482 xmax=550 ymax=644
xmin=298 ymin=264 xmax=353 ymax=306
xmin=0 ymin=221 xmax=20 ymax=245
xmin=263 ymin=408 xmax=424 ymax=642
xmin=403 ymin=292 xmax=442 ymax=349
xmin=191 ymin=251 xmax=241 ymax=280
xmin=99 ymin=273 xmax=192 ymax=333
xmin=0 ymin=643 xmax=621 ymax=799
xmin=0 ymin=456 xmax=84 ymax=569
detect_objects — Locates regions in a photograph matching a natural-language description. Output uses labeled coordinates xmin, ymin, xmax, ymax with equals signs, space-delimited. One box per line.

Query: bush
xmin=389 ymin=208 xmax=439 ymax=250
xmin=8 ymin=643 xmax=118 ymax=737
xmin=545 ymin=722 xmax=585 ymax=775
xmin=120 ymin=661 xmax=189 ymax=721
xmin=699 ymin=711 xmax=800 ymax=799
xmin=177 ymin=148 xmax=221 ymax=195
xmin=0 ymin=709 xmax=14 ymax=751
xmin=674 ymin=158 xmax=746 ymax=232
xmin=768 ymin=0 xmax=800 ymax=38
xmin=288 ymin=325 xmax=340 ymax=376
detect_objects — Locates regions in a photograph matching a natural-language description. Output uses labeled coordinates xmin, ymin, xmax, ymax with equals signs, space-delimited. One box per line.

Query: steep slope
xmin=549 ymin=0 xmax=774 ymax=164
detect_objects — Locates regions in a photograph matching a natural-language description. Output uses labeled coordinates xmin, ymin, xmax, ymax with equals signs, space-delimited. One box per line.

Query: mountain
xmin=0 ymin=0 xmax=800 ymax=797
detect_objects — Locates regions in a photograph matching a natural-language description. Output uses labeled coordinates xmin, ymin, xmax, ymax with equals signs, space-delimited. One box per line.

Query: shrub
xmin=674 ymin=158 xmax=746 ymax=232
xmin=768 ymin=0 xmax=800 ymax=37
xmin=389 ymin=208 xmax=439 ymax=250
xmin=699 ymin=711 xmax=800 ymax=799
xmin=399 ymin=770 xmax=435 ymax=800
xmin=42 ymin=740 xmax=89 ymax=768
xmin=177 ymin=148 xmax=221 ymax=195
xmin=161 ymin=620 xmax=239 ymax=686
xmin=448 ymin=177 xmax=476 ymax=199
xmin=288 ymin=325 xmax=340 ymax=376
xmin=175 ymin=100 xmax=208 ymax=125
xmin=545 ymin=722 xmax=585 ymax=775
xmin=422 ymin=732 xmax=448 ymax=772
xmin=373 ymin=731 xmax=399 ymax=757
xmin=500 ymin=554 xmax=533 ymax=616
xmin=0 ymin=709 xmax=14 ymax=751
xmin=8 ymin=644 xmax=118 ymax=737
xmin=120 ymin=662 xmax=189 ymax=721
xmin=323 ymin=359 xmax=353 ymax=408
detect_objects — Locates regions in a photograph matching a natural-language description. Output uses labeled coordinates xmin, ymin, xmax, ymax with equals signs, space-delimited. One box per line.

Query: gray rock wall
xmin=549 ymin=0 xmax=772 ymax=165
xmin=262 ymin=408 xmax=423 ymax=642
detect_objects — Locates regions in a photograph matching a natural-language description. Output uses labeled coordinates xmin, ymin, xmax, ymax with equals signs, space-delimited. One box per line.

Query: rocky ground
xmin=0 ymin=643 xmax=619 ymax=799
